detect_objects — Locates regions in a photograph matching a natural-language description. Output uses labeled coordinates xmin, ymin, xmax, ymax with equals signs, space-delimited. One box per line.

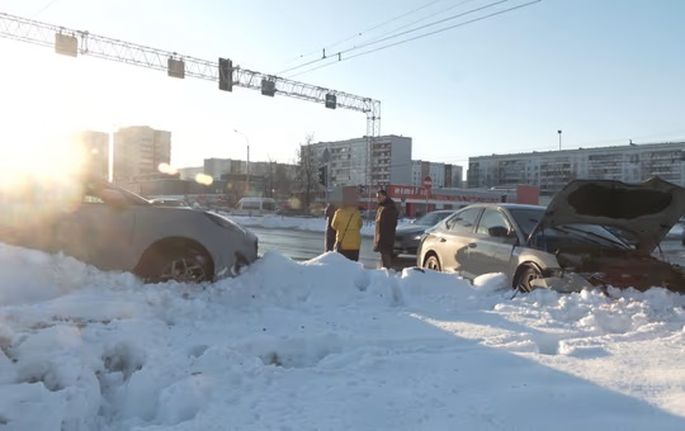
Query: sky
xmin=1 ymin=0 xmax=684 ymax=171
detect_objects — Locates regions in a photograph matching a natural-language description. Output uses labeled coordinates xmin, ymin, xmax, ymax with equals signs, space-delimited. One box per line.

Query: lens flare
xmin=0 ymin=131 xmax=88 ymax=233
xmin=195 ymin=173 xmax=214 ymax=186
xmin=158 ymin=163 xmax=178 ymax=175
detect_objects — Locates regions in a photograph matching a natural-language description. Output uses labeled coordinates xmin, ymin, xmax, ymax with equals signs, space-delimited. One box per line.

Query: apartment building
xmin=73 ymin=130 xmax=109 ymax=180
xmin=468 ymin=141 xmax=685 ymax=195
xmin=305 ymin=135 xmax=412 ymax=188
xmin=411 ymin=160 xmax=463 ymax=189
xmin=113 ymin=126 xmax=171 ymax=183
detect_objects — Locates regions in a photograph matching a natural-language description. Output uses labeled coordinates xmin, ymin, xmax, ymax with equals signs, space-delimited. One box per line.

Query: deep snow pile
xmin=226 ymin=214 xmax=411 ymax=237
xmin=0 ymin=244 xmax=684 ymax=430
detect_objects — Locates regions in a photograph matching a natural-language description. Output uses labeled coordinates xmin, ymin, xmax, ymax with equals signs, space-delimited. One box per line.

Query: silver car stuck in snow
xmin=417 ymin=177 xmax=685 ymax=293
xmin=0 ymin=181 xmax=258 ymax=282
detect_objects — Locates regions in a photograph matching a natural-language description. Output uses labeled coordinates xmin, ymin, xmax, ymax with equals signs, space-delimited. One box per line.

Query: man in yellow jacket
xmin=331 ymin=203 xmax=363 ymax=261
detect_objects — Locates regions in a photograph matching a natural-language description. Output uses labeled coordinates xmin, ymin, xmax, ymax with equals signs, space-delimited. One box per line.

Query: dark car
xmin=393 ymin=210 xmax=455 ymax=256
xmin=150 ymin=197 xmax=191 ymax=208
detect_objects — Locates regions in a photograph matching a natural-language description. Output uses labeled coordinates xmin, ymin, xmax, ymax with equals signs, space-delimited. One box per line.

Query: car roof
xmin=465 ymin=203 xmax=545 ymax=211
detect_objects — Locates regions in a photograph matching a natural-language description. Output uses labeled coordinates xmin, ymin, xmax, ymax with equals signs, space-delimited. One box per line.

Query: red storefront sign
xmin=387 ymin=185 xmax=502 ymax=203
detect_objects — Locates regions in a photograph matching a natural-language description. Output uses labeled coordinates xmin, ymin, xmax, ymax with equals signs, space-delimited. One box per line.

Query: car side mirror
xmin=488 ymin=226 xmax=510 ymax=238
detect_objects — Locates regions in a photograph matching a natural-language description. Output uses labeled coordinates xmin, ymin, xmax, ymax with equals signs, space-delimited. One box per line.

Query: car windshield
xmin=110 ymin=186 xmax=151 ymax=206
xmin=153 ymin=200 xmax=186 ymax=207
xmin=509 ymin=207 xmax=632 ymax=250
xmin=546 ymin=224 xmax=632 ymax=250
xmin=508 ymin=208 xmax=545 ymax=237
xmin=415 ymin=211 xmax=451 ymax=226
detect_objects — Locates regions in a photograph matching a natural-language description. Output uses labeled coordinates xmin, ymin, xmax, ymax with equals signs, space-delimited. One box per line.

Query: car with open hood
xmin=417 ymin=177 xmax=685 ymax=293
xmin=0 ymin=181 xmax=258 ymax=283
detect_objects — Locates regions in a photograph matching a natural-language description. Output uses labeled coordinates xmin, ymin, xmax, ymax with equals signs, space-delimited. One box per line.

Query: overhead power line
xmin=33 ymin=0 xmax=61 ymax=17
xmin=288 ymin=0 xmax=541 ymax=78
xmin=280 ymin=0 xmax=514 ymax=76
xmin=350 ymin=0 xmax=479 ymax=52
xmin=281 ymin=0 xmax=445 ymax=68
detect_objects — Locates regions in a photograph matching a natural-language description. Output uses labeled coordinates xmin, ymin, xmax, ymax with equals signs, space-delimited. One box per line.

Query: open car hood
xmin=538 ymin=177 xmax=685 ymax=252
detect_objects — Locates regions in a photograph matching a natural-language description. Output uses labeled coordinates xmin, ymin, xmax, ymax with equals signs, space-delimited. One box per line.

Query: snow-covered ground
xmin=0 ymin=244 xmax=684 ymax=430
xmin=226 ymin=214 xmax=412 ymax=237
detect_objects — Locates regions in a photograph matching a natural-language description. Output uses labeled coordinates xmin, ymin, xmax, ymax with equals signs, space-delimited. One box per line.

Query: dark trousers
xmin=325 ymin=229 xmax=336 ymax=252
xmin=339 ymin=249 xmax=360 ymax=262
xmin=380 ymin=251 xmax=393 ymax=269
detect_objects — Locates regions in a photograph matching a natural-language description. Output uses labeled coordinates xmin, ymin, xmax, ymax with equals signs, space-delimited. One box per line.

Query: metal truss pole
xmin=0 ymin=11 xmax=381 ymax=132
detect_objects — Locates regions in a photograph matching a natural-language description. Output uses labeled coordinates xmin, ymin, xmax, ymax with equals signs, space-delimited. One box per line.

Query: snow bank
xmin=0 ymin=243 xmax=684 ymax=430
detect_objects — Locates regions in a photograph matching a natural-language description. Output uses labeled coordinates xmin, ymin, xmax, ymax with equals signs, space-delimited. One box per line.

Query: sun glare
xmin=0 ymin=128 xmax=89 ymax=231
xmin=0 ymin=132 xmax=86 ymax=187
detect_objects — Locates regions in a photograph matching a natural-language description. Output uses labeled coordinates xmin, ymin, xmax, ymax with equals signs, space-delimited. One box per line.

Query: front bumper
xmin=394 ymin=237 xmax=421 ymax=256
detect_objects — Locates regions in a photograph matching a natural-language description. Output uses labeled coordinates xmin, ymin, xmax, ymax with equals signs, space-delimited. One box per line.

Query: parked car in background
xmin=150 ymin=197 xmax=191 ymax=208
xmin=232 ymin=197 xmax=278 ymax=216
xmin=393 ymin=210 xmax=454 ymax=256
xmin=0 ymin=181 xmax=258 ymax=282
xmin=417 ymin=177 xmax=685 ymax=293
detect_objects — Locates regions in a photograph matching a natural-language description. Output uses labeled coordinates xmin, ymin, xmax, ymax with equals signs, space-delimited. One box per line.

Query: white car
xmin=0 ymin=181 xmax=258 ymax=282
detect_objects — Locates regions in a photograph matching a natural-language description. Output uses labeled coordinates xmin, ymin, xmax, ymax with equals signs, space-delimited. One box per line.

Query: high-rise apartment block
xmin=113 ymin=126 xmax=171 ymax=183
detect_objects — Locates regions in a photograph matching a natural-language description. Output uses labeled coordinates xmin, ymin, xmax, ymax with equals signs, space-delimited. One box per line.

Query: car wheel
xmin=514 ymin=265 xmax=542 ymax=293
xmin=158 ymin=249 xmax=212 ymax=283
xmin=423 ymin=254 xmax=442 ymax=272
xmin=137 ymin=243 xmax=213 ymax=284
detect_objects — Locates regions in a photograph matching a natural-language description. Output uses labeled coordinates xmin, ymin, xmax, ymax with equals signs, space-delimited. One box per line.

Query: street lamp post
xmin=233 ymin=129 xmax=250 ymax=195
xmin=557 ymin=129 xmax=562 ymax=151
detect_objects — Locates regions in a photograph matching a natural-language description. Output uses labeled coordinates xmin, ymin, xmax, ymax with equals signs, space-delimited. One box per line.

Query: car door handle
xmin=439 ymin=237 xmax=447 ymax=243
xmin=468 ymin=242 xmax=477 ymax=248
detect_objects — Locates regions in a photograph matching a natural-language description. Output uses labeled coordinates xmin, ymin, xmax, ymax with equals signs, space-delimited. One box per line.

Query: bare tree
xmin=297 ymin=134 xmax=319 ymax=212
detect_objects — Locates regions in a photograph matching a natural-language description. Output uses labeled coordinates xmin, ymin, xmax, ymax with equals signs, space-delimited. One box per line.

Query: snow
xmin=0 ymin=244 xmax=684 ymax=430
xmin=226 ymin=214 xmax=412 ymax=237
xmin=666 ymin=223 xmax=684 ymax=241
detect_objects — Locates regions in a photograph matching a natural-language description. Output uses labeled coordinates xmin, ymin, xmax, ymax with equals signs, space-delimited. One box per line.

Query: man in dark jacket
xmin=324 ymin=202 xmax=337 ymax=252
xmin=374 ymin=189 xmax=398 ymax=269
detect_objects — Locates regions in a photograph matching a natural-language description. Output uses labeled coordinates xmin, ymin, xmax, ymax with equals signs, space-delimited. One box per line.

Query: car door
xmin=469 ymin=208 xmax=517 ymax=276
xmin=434 ymin=207 xmax=482 ymax=277
xmin=54 ymin=188 xmax=136 ymax=271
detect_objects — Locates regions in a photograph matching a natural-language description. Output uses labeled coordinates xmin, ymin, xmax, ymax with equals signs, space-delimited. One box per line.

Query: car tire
xmin=514 ymin=265 xmax=542 ymax=293
xmin=138 ymin=244 xmax=213 ymax=283
xmin=423 ymin=254 xmax=442 ymax=272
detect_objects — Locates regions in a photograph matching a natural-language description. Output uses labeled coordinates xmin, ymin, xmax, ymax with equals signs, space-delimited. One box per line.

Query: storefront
xmin=384 ymin=184 xmax=540 ymax=217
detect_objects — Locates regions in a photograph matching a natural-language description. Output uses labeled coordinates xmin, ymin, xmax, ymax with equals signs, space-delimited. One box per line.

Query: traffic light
xmin=325 ymin=93 xmax=337 ymax=109
xmin=318 ymin=166 xmax=328 ymax=186
xmin=219 ymin=57 xmax=233 ymax=91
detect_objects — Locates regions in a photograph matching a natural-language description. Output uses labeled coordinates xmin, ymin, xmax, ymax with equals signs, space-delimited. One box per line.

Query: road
xmin=250 ymin=227 xmax=415 ymax=270
xmin=250 ymin=226 xmax=685 ymax=271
